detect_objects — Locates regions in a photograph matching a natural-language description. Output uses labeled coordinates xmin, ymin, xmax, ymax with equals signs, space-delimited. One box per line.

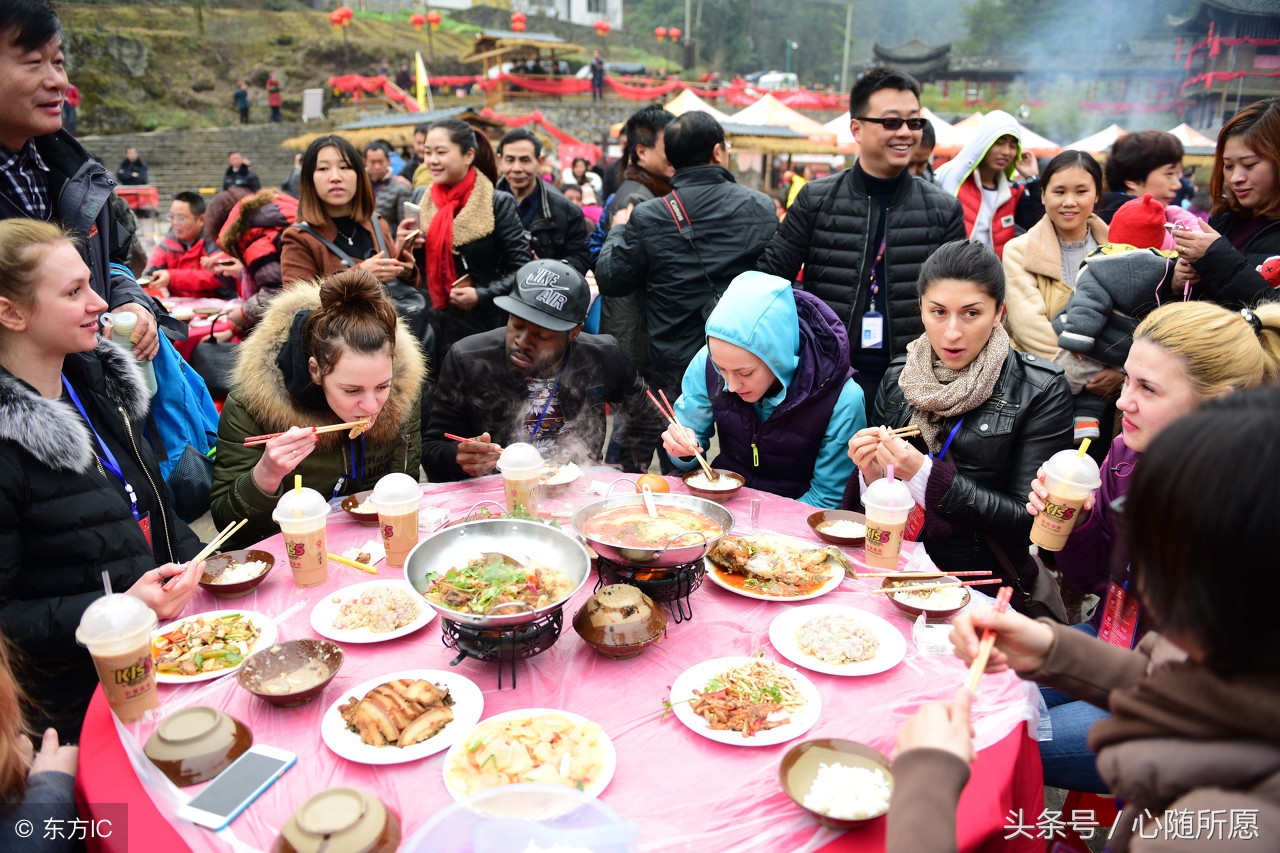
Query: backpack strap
xmin=662 ymin=189 xmax=717 ymax=297
xmin=293 ymin=221 xmax=357 ymax=268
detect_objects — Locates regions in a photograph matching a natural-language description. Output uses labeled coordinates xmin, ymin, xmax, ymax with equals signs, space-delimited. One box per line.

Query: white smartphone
xmin=176 ymin=745 xmax=296 ymax=831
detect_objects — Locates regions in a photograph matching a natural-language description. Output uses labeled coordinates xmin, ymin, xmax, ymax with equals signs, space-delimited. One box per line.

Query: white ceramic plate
xmin=667 ymin=656 xmax=822 ymax=747
xmin=321 ymin=669 xmax=484 ymax=766
xmin=153 ymin=610 xmax=278 ymax=684
xmin=309 ymin=580 xmax=435 ymax=644
xmin=442 ymin=708 xmax=617 ymax=801
xmin=704 ymin=534 xmax=845 ymax=602
xmin=768 ymin=604 xmax=907 ymax=676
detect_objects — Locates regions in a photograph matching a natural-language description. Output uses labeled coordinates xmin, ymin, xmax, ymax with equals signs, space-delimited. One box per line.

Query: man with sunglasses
xmin=759 ymin=67 xmax=964 ymax=419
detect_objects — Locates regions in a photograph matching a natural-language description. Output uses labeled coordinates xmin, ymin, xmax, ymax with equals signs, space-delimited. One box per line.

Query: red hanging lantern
xmin=337 ymin=6 xmax=354 ymax=26
xmin=410 ymin=12 xmax=426 ymax=31
xmin=426 ymin=10 xmax=441 ymax=31
xmin=654 ymin=26 xmax=667 ymax=42
xmin=511 ymin=11 xmax=526 ymax=23
xmin=512 ymin=20 xmax=526 ymax=32
xmin=328 ymin=10 xmax=342 ymax=28
xmin=668 ymin=27 xmax=681 ymax=42
xmin=593 ymin=20 xmax=610 ymax=37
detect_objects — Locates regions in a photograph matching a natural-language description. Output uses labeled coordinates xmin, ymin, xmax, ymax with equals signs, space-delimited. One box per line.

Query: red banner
xmin=479 ymin=108 xmax=602 ymax=164
xmin=605 ymin=77 xmax=684 ymax=99
xmin=328 ymin=74 xmax=422 ymax=111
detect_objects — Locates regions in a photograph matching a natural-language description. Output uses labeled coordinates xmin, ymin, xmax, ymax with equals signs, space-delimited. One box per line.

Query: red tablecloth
xmin=77 ymin=474 xmax=1043 ymax=853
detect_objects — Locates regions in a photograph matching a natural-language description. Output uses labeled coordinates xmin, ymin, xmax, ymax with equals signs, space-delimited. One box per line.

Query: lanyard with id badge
xmin=860 ymin=238 xmax=888 ymax=350
xmin=61 ymin=375 xmax=153 ymax=551
xmin=1096 ymin=495 xmax=1140 ymax=649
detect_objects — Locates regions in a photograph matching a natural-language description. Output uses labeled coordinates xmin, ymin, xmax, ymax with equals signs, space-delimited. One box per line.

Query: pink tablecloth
xmin=78 ymin=473 xmax=1042 ymax=853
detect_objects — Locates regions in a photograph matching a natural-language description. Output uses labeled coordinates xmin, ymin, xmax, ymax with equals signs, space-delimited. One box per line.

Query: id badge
xmin=136 ymin=511 xmax=153 ymax=552
xmin=861 ymin=311 xmax=884 ymax=349
xmin=1097 ymin=580 xmax=1139 ymax=649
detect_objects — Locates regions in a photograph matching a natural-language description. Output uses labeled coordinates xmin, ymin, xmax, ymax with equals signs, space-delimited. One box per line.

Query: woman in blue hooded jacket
xmin=661 ymin=271 xmax=865 ymax=507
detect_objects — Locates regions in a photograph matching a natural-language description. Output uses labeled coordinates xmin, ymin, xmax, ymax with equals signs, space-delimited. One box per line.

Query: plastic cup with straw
xmin=272 ymin=474 xmax=331 ymax=586
xmin=862 ymin=463 xmax=914 ymax=570
xmin=75 ymin=569 xmax=159 ymax=722
xmin=1030 ymin=439 xmax=1102 ymax=552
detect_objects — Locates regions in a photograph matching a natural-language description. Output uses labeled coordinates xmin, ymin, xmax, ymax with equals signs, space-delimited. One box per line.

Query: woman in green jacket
xmin=211 ymin=269 xmax=426 ymax=549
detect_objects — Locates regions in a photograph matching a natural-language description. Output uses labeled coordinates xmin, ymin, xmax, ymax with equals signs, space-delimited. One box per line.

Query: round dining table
xmin=76 ymin=471 xmax=1044 ymax=853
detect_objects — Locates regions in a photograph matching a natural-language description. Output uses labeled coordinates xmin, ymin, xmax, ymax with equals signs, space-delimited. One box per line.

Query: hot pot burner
xmin=594 ymin=556 xmax=704 ymax=624
xmin=440 ymin=608 xmax=564 ymax=689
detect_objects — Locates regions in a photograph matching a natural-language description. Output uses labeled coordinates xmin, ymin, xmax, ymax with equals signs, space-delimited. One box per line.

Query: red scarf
xmin=425 ymin=167 xmax=477 ymax=310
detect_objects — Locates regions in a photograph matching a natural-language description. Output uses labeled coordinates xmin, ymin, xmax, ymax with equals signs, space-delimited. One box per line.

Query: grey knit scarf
xmin=898 ymin=323 xmax=1011 ymax=453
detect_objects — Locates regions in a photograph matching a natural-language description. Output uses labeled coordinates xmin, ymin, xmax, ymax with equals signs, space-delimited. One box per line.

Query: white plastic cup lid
xmin=273 ymin=486 xmax=330 ymax=522
xmin=370 ymin=472 xmax=421 ymax=509
xmin=75 ymin=593 xmax=157 ymax=646
xmin=863 ymin=476 xmax=914 ymax=511
xmin=1042 ymin=448 xmax=1102 ymax=490
xmin=498 ymin=442 xmax=543 ymax=474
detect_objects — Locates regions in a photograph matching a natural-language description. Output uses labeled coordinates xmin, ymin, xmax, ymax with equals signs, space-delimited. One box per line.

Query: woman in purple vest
xmin=660 ymin=271 xmax=865 ymax=507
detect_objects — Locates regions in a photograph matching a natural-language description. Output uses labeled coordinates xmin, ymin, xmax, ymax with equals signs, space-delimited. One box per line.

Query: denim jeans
xmin=1038 ymin=622 xmax=1110 ymax=793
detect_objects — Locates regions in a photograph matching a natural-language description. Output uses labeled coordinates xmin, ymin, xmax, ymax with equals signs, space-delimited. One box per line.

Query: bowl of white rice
xmin=680 ymin=468 xmax=745 ymax=503
xmin=882 ymin=576 xmax=971 ymax=621
xmin=340 ymin=489 xmax=380 ymax=525
xmin=199 ymin=549 xmax=275 ymax=598
xmin=806 ymin=510 xmax=867 ymax=547
xmin=780 ymin=738 xmax=893 ymax=828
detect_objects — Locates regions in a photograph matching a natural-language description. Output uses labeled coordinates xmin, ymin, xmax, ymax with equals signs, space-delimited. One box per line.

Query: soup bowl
xmin=572 ymin=493 xmax=734 ymax=567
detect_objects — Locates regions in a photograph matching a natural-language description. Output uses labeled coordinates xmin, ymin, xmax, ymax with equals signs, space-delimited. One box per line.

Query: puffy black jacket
xmin=1192 ymin=212 xmax=1280 ymax=308
xmin=0 ymin=344 xmax=201 ymax=736
xmin=758 ymin=166 xmax=965 ymax=358
xmin=850 ymin=348 xmax=1072 ymax=604
xmin=596 ymin=165 xmax=778 ymax=376
xmin=496 ymin=178 xmax=590 ymax=275
xmin=422 ymin=328 xmax=663 ymax=481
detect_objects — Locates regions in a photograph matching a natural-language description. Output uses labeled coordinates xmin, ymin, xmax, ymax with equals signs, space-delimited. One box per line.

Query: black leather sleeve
xmin=475 ymin=193 xmax=534 ymax=304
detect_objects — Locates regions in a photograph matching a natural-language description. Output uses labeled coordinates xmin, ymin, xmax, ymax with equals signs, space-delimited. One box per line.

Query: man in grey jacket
xmin=0 ymin=0 xmax=160 ymax=358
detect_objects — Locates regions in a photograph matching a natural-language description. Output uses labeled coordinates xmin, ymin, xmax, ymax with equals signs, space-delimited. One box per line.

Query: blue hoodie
xmin=671 ymin=272 xmax=865 ymax=507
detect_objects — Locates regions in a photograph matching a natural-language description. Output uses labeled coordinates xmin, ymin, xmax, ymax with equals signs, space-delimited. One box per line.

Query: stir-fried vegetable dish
xmin=152 ymin=613 xmax=262 ymax=676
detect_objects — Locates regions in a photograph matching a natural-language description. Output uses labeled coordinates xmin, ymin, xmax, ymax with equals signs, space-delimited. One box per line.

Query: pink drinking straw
xmin=886 ymin=464 xmax=895 ymax=483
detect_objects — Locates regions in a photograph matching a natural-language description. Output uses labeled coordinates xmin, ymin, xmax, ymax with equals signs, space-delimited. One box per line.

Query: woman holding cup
xmin=843 ymin=240 xmax=1073 ymax=611
xmin=0 ymin=221 xmax=203 ymax=736
xmin=1025 ymin=300 xmax=1280 ymax=793
xmin=211 ymin=269 xmax=426 ymax=552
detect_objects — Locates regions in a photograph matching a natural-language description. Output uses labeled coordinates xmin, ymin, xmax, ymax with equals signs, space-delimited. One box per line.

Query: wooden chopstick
xmin=887 ymin=425 xmax=921 ymax=438
xmin=328 ymin=552 xmax=377 ymax=574
xmin=965 ymin=586 xmax=1014 ymax=695
xmin=854 ymin=570 xmax=993 ymax=579
xmin=873 ymin=578 xmax=1003 ymax=594
xmin=244 ymin=419 xmax=369 ymax=447
xmin=191 ymin=518 xmax=248 ymax=565
xmin=648 ymin=389 xmax=718 ymax=481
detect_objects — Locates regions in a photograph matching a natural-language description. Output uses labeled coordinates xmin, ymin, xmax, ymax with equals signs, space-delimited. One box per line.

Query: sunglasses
xmin=855 ymin=116 xmax=927 ymax=131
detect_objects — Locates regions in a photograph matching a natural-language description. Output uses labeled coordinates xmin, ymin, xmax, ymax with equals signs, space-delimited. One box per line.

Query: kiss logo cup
xmin=371 ymin=473 xmax=421 ymax=569
xmin=497 ymin=442 xmax=544 ymax=516
xmin=76 ymin=594 xmax=159 ymax=722
xmin=862 ymin=475 xmax=914 ymax=570
xmin=273 ymin=486 xmax=330 ymax=586
xmin=1031 ymin=449 xmax=1102 ymax=551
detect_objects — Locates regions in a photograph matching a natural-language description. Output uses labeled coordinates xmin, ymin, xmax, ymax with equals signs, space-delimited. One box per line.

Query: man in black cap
xmin=422 ymin=259 xmax=662 ymax=481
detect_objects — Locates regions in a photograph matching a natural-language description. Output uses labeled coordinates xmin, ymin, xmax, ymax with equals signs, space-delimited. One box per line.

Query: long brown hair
xmin=427 ymin=119 xmax=498 ymax=185
xmin=1210 ymin=98 xmax=1280 ymax=220
xmin=297 ymin=135 xmax=376 ymax=227
xmin=0 ymin=633 xmax=33 ymax=802
xmin=303 ymin=268 xmax=398 ymax=379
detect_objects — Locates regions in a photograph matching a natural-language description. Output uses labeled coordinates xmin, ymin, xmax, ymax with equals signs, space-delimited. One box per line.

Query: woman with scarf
xmin=211 ymin=269 xmax=425 ymax=550
xmin=888 ymin=388 xmax=1280 ymax=853
xmin=412 ymin=118 xmax=531 ymax=349
xmin=843 ymin=239 xmax=1073 ymax=614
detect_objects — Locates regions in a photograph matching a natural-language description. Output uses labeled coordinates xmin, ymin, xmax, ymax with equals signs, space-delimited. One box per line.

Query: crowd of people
xmin=2 ymin=0 xmax=1280 ymax=845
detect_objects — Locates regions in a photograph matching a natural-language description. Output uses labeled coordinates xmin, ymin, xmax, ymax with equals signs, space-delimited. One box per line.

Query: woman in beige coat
xmin=1002 ymin=151 xmax=1110 ymax=451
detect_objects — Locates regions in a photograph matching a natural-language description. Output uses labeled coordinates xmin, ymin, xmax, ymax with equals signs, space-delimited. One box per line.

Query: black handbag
xmin=165 ymin=443 xmax=216 ymax=523
xmin=188 ymin=315 xmax=238 ymax=400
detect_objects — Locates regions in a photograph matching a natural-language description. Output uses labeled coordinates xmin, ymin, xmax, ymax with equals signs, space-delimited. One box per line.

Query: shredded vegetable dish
xmin=152 ymin=613 xmax=262 ymax=676
xmin=422 ymin=554 xmax=574 ymax=615
xmin=447 ymin=713 xmax=607 ymax=796
xmin=686 ymin=660 xmax=805 ymax=738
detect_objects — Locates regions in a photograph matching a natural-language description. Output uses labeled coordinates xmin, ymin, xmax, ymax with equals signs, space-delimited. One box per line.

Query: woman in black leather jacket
xmin=413 ymin=119 xmax=532 ymax=349
xmin=844 ymin=240 xmax=1073 ymax=611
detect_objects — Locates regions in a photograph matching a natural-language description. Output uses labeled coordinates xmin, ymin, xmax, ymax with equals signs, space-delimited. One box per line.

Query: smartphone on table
xmin=176 ymin=744 xmax=296 ymax=831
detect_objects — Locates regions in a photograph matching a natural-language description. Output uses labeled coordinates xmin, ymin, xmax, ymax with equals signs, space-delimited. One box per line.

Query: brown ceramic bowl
xmin=881 ymin=576 xmax=971 ymax=622
xmin=143 ymin=706 xmax=252 ymax=787
xmin=573 ymin=584 xmax=667 ymax=659
xmin=340 ymin=490 xmax=380 ymax=526
xmin=680 ymin=468 xmax=745 ymax=503
xmin=779 ymin=738 xmax=893 ymax=829
xmin=806 ymin=510 xmax=868 ymax=548
xmin=237 ymin=638 xmax=345 ymax=707
xmin=274 ymin=788 xmax=401 ymax=853
xmin=198 ymin=549 xmax=275 ymax=598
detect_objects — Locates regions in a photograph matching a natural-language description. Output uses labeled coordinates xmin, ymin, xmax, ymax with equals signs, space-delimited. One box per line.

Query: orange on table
xmin=636 ymin=473 xmax=670 ymax=494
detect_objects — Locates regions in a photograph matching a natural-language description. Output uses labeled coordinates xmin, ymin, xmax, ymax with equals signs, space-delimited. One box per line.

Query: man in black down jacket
xmin=596 ymin=112 xmax=778 ymax=421
xmin=758 ymin=68 xmax=964 ymax=418
xmin=495 ymin=128 xmax=590 ymax=275
xmin=423 ymin=260 xmax=661 ymax=480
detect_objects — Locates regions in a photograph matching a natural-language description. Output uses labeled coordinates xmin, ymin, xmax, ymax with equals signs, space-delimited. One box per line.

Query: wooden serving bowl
xmin=806 ymin=510 xmax=868 ymax=548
